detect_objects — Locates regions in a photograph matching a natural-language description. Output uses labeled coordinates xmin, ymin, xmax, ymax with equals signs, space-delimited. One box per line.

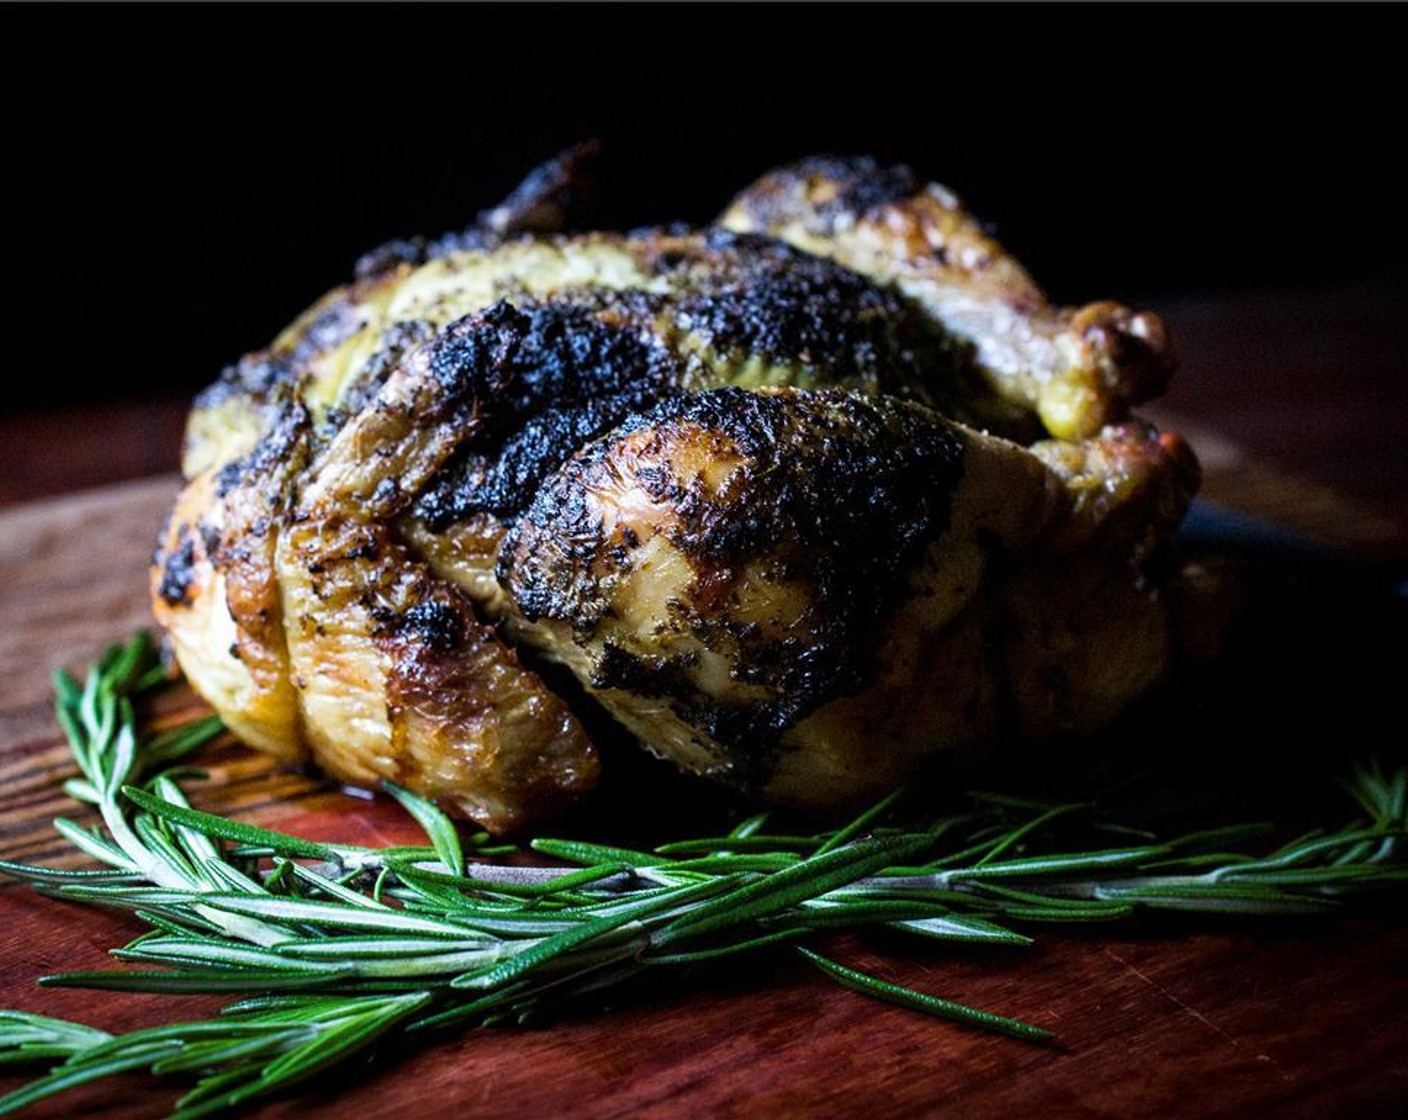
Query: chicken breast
xmin=152 ymin=149 xmax=1197 ymax=830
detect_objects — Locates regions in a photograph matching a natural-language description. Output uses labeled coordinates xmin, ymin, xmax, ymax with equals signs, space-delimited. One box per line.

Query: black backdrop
xmin=12 ymin=6 xmax=1405 ymax=409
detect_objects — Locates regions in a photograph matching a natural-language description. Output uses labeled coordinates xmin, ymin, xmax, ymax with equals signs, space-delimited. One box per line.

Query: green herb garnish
xmin=1 ymin=632 xmax=1404 ymax=1117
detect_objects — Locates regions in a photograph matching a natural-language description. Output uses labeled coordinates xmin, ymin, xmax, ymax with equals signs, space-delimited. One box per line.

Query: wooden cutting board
xmin=2 ymin=475 xmax=1406 ymax=1120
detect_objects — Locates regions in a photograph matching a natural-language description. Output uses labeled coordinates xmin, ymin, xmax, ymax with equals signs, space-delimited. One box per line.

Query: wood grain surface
xmin=2 ymin=461 xmax=1406 ymax=1119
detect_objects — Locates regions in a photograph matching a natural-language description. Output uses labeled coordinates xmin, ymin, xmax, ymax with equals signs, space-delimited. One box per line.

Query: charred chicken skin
xmin=152 ymin=151 xmax=1197 ymax=832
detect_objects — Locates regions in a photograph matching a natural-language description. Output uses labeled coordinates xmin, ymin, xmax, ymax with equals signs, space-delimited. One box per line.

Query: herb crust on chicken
xmin=152 ymin=149 xmax=1198 ymax=832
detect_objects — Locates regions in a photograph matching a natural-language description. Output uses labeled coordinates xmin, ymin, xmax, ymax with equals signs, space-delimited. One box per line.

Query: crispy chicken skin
xmin=153 ymin=151 xmax=1197 ymax=829
xmin=719 ymin=156 xmax=1176 ymax=441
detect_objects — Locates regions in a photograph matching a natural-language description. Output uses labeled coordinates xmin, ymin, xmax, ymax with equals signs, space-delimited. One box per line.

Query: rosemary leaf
xmin=122 ymin=788 xmax=338 ymax=861
xmin=38 ymin=970 xmax=356 ymax=995
xmin=383 ymin=783 xmax=464 ymax=878
xmin=798 ymin=948 xmax=1052 ymax=1043
xmin=650 ymin=835 xmax=933 ymax=948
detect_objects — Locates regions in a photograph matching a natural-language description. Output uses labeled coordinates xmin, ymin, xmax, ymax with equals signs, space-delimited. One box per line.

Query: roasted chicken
xmin=152 ymin=150 xmax=1197 ymax=831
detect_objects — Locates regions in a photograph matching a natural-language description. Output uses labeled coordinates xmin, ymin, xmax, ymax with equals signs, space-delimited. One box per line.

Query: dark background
xmin=10 ymin=7 xmax=1406 ymax=410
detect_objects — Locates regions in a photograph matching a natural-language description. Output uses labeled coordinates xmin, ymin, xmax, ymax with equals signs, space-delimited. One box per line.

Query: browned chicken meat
xmin=152 ymin=150 xmax=1198 ymax=832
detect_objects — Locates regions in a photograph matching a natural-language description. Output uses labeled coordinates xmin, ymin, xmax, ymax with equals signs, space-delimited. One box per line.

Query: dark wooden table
xmin=2 ymin=281 xmax=1406 ymax=1118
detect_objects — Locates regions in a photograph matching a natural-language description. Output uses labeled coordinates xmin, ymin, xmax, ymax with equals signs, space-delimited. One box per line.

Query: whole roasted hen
xmin=152 ymin=151 xmax=1197 ymax=832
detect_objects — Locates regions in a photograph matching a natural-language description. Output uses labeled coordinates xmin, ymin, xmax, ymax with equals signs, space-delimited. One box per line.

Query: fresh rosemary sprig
xmin=1 ymin=632 xmax=1405 ymax=1117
